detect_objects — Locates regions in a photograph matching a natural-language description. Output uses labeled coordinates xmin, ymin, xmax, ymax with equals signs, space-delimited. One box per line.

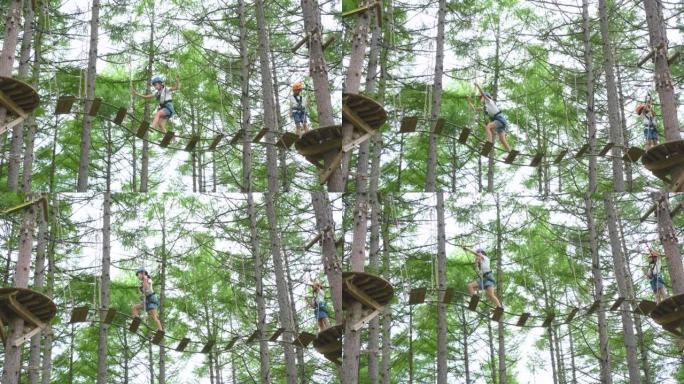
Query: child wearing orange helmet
xmin=311 ymin=280 xmax=330 ymax=332
xmin=636 ymin=101 xmax=658 ymax=150
xmin=290 ymin=82 xmax=308 ymax=138
xmin=644 ymin=246 xmax=667 ymax=303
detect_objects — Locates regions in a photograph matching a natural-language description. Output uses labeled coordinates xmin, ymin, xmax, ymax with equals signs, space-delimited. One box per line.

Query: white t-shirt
xmin=290 ymin=93 xmax=306 ymax=112
xmin=141 ymin=278 xmax=154 ymax=296
xmin=483 ymin=96 xmax=500 ymax=117
xmin=478 ymin=255 xmax=491 ymax=274
xmin=642 ymin=110 xmax=656 ymax=129
xmin=156 ymin=87 xmax=173 ymax=104
xmin=649 ymin=257 xmax=661 ymax=277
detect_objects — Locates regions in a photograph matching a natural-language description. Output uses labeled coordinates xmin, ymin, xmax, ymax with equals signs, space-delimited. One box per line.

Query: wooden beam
xmin=102 ymin=308 xmax=117 ymax=324
xmin=343 ymin=276 xmax=383 ymax=310
xmin=304 ymin=232 xmax=323 ymax=251
xmin=129 ymin=316 xmax=141 ymax=332
xmin=55 ymin=95 xmax=75 ymax=115
xmin=637 ymin=48 xmax=655 ymax=68
xmin=208 ymin=134 xmax=224 ymax=150
xmin=504 ymin=150 xmax=519 ymax=164
xmin=160 ymin=131 xmax=175 ymax=148
xmin=252 ymin=127 xmax=268 ymax=143
xmin=635 ymin=300 xmax=657 ymax=315
xmin=185 ymin=136 xmax=200 ymax=152
xmin=433 ymin=118 xmax=445 ymax=135
xmin=491 ymin=307 xmax=504 ymax=322
xmin=516 ymin=313 xmax=530 ymax=327
xmin=530 ymin=153 xmax=543 ymax=167
xmin=668 ymin=50 xmax=680 ymax=66
xmin=293 ymin=332 xmax=316 ymax=348
xmin=553 ymin=149 xmax=567 ymax=164
xmin=201 ymin=340 xmax=215 ymax=354
xmin=69 ymin=306 xmax=90 ymax=323
xmin=0 ymin=316 xmax=6 ymax=344
xmin=226 ymin=336 xmax=239 ymax=349
xmin=291 ymin=34 xmax=309 ymax=53
xmin=341 ymin=3 xmax=376 ymax=18
xmin=318 ymin=150 xmax=345 ymax=185
xmin=12 ymin=325 xmax=43 ymax=347
xmin=342 ymin=104 xmax=375 ymax=134
xmin=586 ymin=300 xmax=601 ymax=315
xmin=408 ymin=288 xmax=426 ymax=305
xmin=480 ymin=141 xmax=493 ymax=156
xmin=0 ymin=89 xmax=28 ymax=118
xmin=575 ymin=143 xmax=589 ymax=158
xmin=229 ymin=129 xmax=244 ymax=145
xmin=598 ymin=142 xmax=614 ymax=156
xmin=341 ymin=132 xmax=374 ymax=153
xmin=541 ymin=313 xmax=555 ymax=327
xmin=565 ymin=307 xmax=579 ymax=323
xmin=136 ymin=121 xmax=149 ymax=139
xmin=0 ymin=116 xmax=26 ymax=136
xmin=351 ymin=308 xmax=381 ymax=331
xmin=8 ymin=293 xmax=44 ymax=329
xmin=246 ymin=330 xmax=260 ymax=343
xmin=269 ymin=327 xmax=285 ymax=341
xmin=176 ymin=337 xmax=191 ymax=352
xmin=609 ymin=297 xmax=625 ymax=311
xmin=442 ymin=287 xmax=454 ymax=304
xmin=322 ymin=35 xmax=336 ymax=51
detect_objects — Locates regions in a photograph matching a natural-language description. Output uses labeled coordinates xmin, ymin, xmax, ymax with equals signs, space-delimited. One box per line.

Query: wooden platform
xmin=342 ymin=272 xmax=394 ymax=311
xmin=313 ymin=324 xmax=343 ymax=365
xmin=0 ymin=77 xmax=40 ymax=134
xmin=641 ymin=140 xmax=684 ymax=189
xmin=293 ymin=331 xmax=316 ymax=348
xmin=0 ymin=288 xmax=56 ymax=347
xmin=649 ymin=293 xmax=684 ymax=336
xmin=635 ymin=300 xmax=657 ymax=316
xmin=342 ymin=93 xmax=387 ymax=131
xmin=294 ymin=125 xmax=343 ymax=164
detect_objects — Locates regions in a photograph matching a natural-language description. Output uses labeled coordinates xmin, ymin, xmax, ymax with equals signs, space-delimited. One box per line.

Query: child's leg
xmin=149 ymin=309 xmax=163 ymax=331
xmin=132 ymin=303 xmax=142 ymax=317
xmin=322 ymin=317 xmax=330 ymax=329
xmin=485 ymin=123 xmax=494 ymax=144
xmin=151 ymin=110 xmax=162 ymax=129
xmin=467 ymin=281 xmax=477 ymax=296
xmin=158 ymin=117 xmax=168 ymax=133
xmin=497 ymin=131 xmax=511 ymax=152
xmin=486 ymin=287 xmax=502 ymax=307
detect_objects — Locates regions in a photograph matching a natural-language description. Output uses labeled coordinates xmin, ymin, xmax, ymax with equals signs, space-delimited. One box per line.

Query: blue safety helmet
xmin=151 ymin=76 xmax=164 ymax=85
xmin=135 ymin=267 xmax=146 ymax=275
xmin=476 ymin=249 xmax=486 ymax=255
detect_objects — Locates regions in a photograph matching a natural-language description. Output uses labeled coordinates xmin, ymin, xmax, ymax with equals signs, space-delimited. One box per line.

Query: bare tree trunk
xmin=238 ymin=0 xmax=252 ymax=192
xmin=96 ymin=190 xmax=111 ymax=384
xmin=615 ymin=55 xmax=633 ymax=190
xmin=380 ymin=200 xmax=392 ymax=384
xmin=1 ymin=197 xmax=36 ymax=384
xmin=158 ymin=213 xmax=167 ymax=384
xmin=597 ymin=0 xmax=624 ymax=191
xmin=425 ymin=0 xmax=445 ymax=192
xmin=77 ymin=0 xmax=100 ymax=191
xmin=653 ymin=192 xmax=684 ymax=294
xmin=41 ymin=195 xmax=57 ymax=384
xmin=494 ymin=195 xmax=506 ymax=384
xmin=140 ymin=7 xmax=155 ymax=192
xmin=311 ymin=192 xmax=342 ymax=318
xmin=486 ymin=320 xmax=497 ymax=384
xmin=301 ymin=0 xmax=334 ymax=127
xmin=247 ymin=192 xmax=270 ymax=383
xmin=436 ymin=192 xmax=448 ymax=383
xmin=27 ymin=211 xmax=47 ymax=384
xmin=487 ymin=21 xmax=502 ymax=193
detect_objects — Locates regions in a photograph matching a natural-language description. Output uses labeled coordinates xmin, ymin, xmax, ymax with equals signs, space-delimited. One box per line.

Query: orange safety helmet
xmin=292 ymin=82 xmax=303 ymax=91
xmin=635 ymin=103 xmax=647 ymax=115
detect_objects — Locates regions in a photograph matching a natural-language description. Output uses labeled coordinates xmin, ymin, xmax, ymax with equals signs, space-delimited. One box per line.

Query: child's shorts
xmin=160 ymin=103 xmax=175 ymax=119
xmin=644 ymin=127 xmax=658 ymax=141
xmin=144 ymin=294 xmax=159 ymax=312
xmin=477 ymin=273 xmax=496 ymax=290
xmin=293 ymin=110 xmax=307 ymax=124
xmin=491 ymin=114 xmax=507 ymax=133
xmin=650 ymin=275 xmax=664 ymax=292
xmin=315 ymin=302 xmax=328 ymax=320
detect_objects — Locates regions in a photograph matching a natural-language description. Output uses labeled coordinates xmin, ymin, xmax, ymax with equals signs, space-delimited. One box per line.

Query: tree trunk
xmin=487 ymin=21 xmax=502 ymax=193
xmin=615 ymin=55 xmax=633 ymax=189
xmin=28 ymin=211 xmax=47 ymax=384
xmin=436 ymin=193 xmax=448 ymax=383
xmin=1 ymin=197 xmax=36 ymax=384
xmin=301 ymin=0 xmax=334 ymax=127
xmin=597 ymin=0 xmax=624 ymax=191
xmin=425 ymin=0 xmax=445 ymax=192
xmin=494 ymin=195 xmax=506 ymax=384
xmin=238 ymin=0 xmax=252 ymax=193
xmin=311 ymin=192 xmax=342 ymax=318
xmin=380 ymin=200 xmax=392 ymax=384
xmin=158 ymin=212 xmax=167 ymax=384
xmin=584 ymin=194 xmax=612 ymax=383
xmin=653 ymin=192 xmax=684 ymax=294
xmin=486 ymin=320 xmax=497 ymax=383
xmin=96 ymin=190 xmax=111 ymax=384
xmin=77 ymin=0 xmax=100 ymax=191
xmin=140 ymin=8 xmax=155 ymax=192
xmin=41 ymin=194 xmax=58 ymax=384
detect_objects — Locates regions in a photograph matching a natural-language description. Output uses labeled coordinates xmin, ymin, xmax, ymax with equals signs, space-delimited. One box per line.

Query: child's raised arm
xmin=170 ymin=75 xmax=181 ymax=92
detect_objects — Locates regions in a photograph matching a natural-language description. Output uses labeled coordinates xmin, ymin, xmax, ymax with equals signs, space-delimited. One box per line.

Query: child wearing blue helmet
xmin=464 ymin=247 xmax=502 ymax=308
xmin=474 ymin=82 xmax=512 ymax=154
xmin=311 ymin=280 xmax=330 ymax=332
xmin=131 ymin=75 xmax=180 ymax=134
xmin=132 ymin=267 xmax=163 ymax=331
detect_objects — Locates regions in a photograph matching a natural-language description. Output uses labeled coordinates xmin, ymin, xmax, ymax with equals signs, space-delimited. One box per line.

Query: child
xmin=464 ymin=247 xmax=502 ymax=308
xmin=474 ymin=83 xmax=512 ymax=153
xmin=636 ymin=102 xmax=658 ymax=150
xmin=311 ymin=280 xmax=330 ymax=332
xmin=290 ymin=82 xmax=308 ymax=138
xmin=645 ymin=247 xmax=667 ymax=303
xmin=131 ymin=267 xmax=163 ymax=331
xmin=131 ymin=75 xmax=180 ymax=134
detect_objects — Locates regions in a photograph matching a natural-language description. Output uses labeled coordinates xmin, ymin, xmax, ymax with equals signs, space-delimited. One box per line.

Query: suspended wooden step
xmin=480 ymin=141 xmax=493 ymax=156
xmin=151 ymin=330 xmax=165 ymax=345
xmin=229 ymin=129 xmax=244 ymax=145
xmin=586 ymin=300 xmax=601 ymax=315
xmin=69 ymin=306 xmax=90 ymax=323
xmin=458 ymin=127 xmax=471 ymax=144
xmin=609 ymin=297 xmax=625 ymax=311
xmin=252 ymin=127 xmax=268 ymax=143
xmin=624 ymin=146 xmax=645 ymax=163
xmin=136 ymin=121 xmax=149 ymax=139
xmin=565 ymin=308 xmax=579 ymax=323
xmin=208 ymin=134 xmax=224 ymax=150
xmin=87 ymin=98 xmax=102 ymax=116
xmin=293 ymin=331 xmax=316 ymax=348
xmin=433 ymin=118 xmax=445 ymax=135
xmin=468 ymin=295 xmax=480 ymax=311
xmin=553 ymin=149 xmax=567 ymax=164
xmin=269 ymin=327 xmax=285 ymax=341
xmin=313 ymin=324 xmax=343 ymax=365
xmin=516 ymin=312 xmax=530 ymax=327
xmin=175 ymin=337 xmax=191 ymax=352
xmin=635 ymin=299 xmax=657 ymax=315
xmin=491 ymin=307 xmax=504 ymax=322
xmin=541 ymin=313 xmax=555 ymax=327
xmin=0 ymin=77 xmax=40 ymax=135
xmin=529 ymin=152 xmax=543 ymax=167
xmin=55 ymin=95 xmax=76 ymax=115
xmin=408 ymin=287 xmax=426 ymax=305
xmin=226 ymin=336 xmax=239 ymax=350
xmin=160 ymin=131 xmax=175 ymax=148
xmin=200 ymin=339 xmax=215 ymax=353
xmin=442 ymin=287 xmax=454 ymax=304
xmin=129 ymin=316 xmax=141 ymax=332
xmin=0 ymin=288 xmax=56 ymax=347
xmin=575 ymin=143 xmax=589 ymax=159
xmin=276 ymin=132 xmax=298 ymax=149
xmin=598 ymin=142 xmax=614 ymax=157
xmin=642 ymin=140 xmax=684 ymax=191
xmin=113 ymin=107 xmax=127 ymax=125
xmin=504 ymin=150 xmax=520 ymax=164
xmin=649 ymin=293 xmax=684 ymax=337
xmin=246 ymin=330 xmax=260 ymax=343
xmin=102 ymin=308 xmax=117 ymax=324
xmin=185 ymin=136 xmax=200 ymax=152
xmin=399 ymin=116 xmax=417 ymax=133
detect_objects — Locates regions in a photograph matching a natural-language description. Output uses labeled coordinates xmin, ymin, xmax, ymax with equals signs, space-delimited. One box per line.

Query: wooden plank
xmin=276 ymin=132 xmax=298 ymax=149
xmin=87 ymin=98 xmax=102 ymax=116
xmin=151 ymin=330 xmax=165 ymax=345
xmin=341 ymin=2 xmax=376 ymax=17
xmin=304 ymin=232 xmax=323 ymax=251
xmin=293 ymin=332 xmax=316 ymax=348
xmin=55 ymin=95 xmax=75 ymax=114
xmin=229 ymin=129 xmax=244 ymax=145
xmin=246 ymin=330 xmax=260 ymax=343
xmin=598 ymin=142 xmax=614 ymax=156
xmin=8 ymin=293 xmax=44 ymax=328
xmin=185 ymin=136 xmax=200 ymax=152
xmin=0 ymin=89 xmax=27 ymax=118
xmin=291 ymin=34 xmax=309 ymax=53
xmin=609 ymin=297 xmax=625 ymax=311
xmin=635 ymin=300 xmax=657 ymax=315
xmin=529 ymin=153 xmax=543 ymax=167
xmin=114 ymin=107 xmax=127 ymax=125
xmin=480 ymin=141 xmax=493 ymax=156
xmin=541 ymin=313 xmax=555 ymax=327
xmin=553 ymin=149 xmax=568 ymax=164
xmin=458 ymin=127 xmax=471 ymax=144
xmin=175 ymin=337 xmax=191 ymax=352
xmin=269 ymin=327 xmax=285 ymax=341
xmin=252 ymin=127 xmax=268 ymax=143
xmin=374 ymin=0 xmax=383 ymax=28
xmin=341 ymin=131 xmax=373 ymax=153
xmin=586 ymin=300 xmax=601 ymax=315
xmin=408 ymin=287 xmax=426 ymax=305
xmin=318 ymin=150 xmax=345 ymax=185
xmin=0 ymin=316 xmax=5 ymax=344
xmin=516 ymin=312 xmax=531 ymax=327
xmin=491 ymin=307 xmax=504 ymax=322
xmin=160 ymin=131 xmax=175 ymax=148
xmin=574 ymin=143 xmax=589 ymax=159
xmin=399 ymin=116 xmax=417 ymax=133
xmin=653 ymin=307 xmax=684 ymax=326
xmin=342 ymin=105 xmax=375 ymax=134
xmin=322 ymin=35 xmax=336 ymax=51
xmin=208 ymin=134 xmax=224 ymax=150
xmin=39 ymin=195 xmax=49 ymax=222
xmin=136 ymin=121 xmax=149 ymax=139
xmin=69 ymin=306 xmax=90 ymax=323
xmin=129 ymin=317 xmax=141 ymax=332
xmin=102 ymin=308 xmax=117 ymax=324
xmin=433 ymin=118 xmax=445 ymax=135
xmin=637 ymin=49 xmax=655 ymax=68
xmin=565 ymin=308 xmax=579 ymax=323
xmin=624 ymin=146 xmax=645 ymax=162
xmin=200 ymin=339 xmax=215 ymax=353
xmin=468 ymin=295 xmax=480 ymax=311
xmin=226 ymin=336 xmax=239 ymax=350
xmin=640 ymin=204 xmax=657 ymax=222
xmin=504 ymin=150 xmax=520 ymax=164
xmin=12 ymin=325 xmax=42 ymax=347
xmin=442 ymin=288 xmax=454 ymax=304
xmin=343 ymin=276 xmax=383 ymax=310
